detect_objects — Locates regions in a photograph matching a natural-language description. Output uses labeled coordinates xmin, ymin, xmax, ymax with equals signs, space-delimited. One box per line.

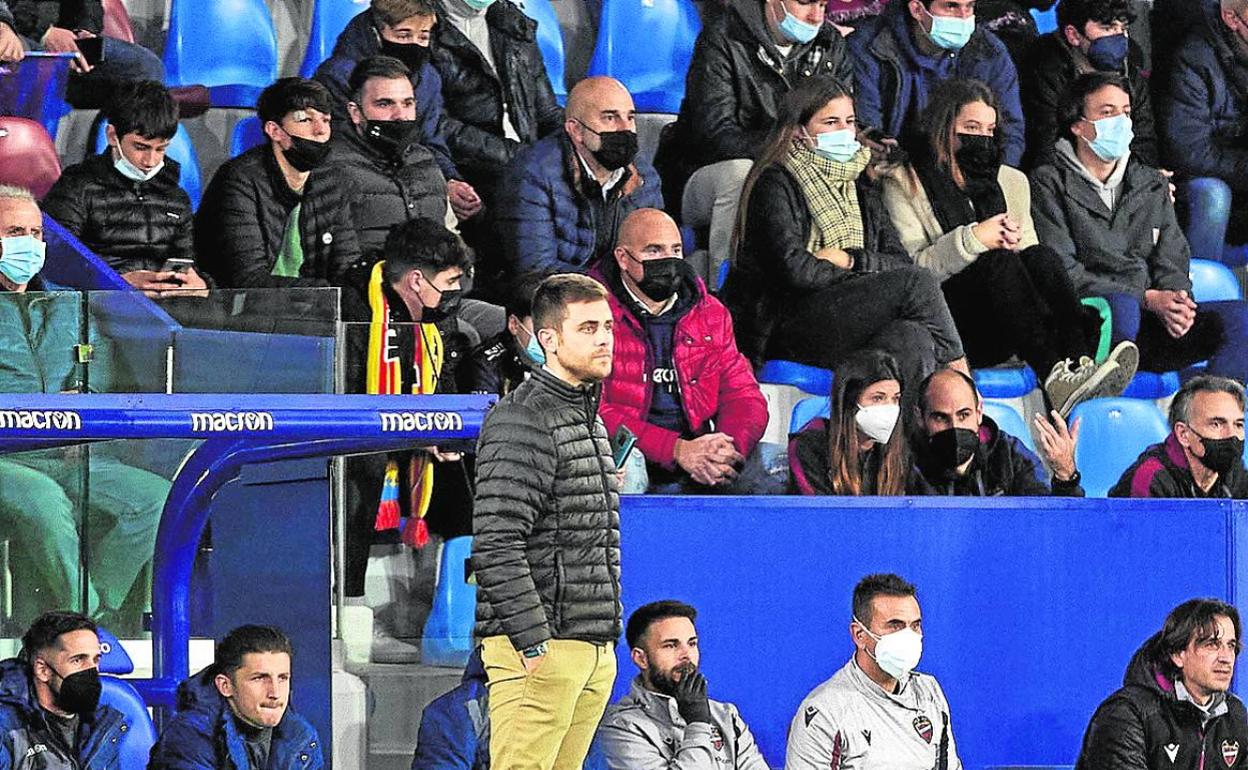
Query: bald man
xmin=591 ymin=208 xmax=773 ymax=494
xmin=912 ymin=367 xmax=1085 ymax=496
xmin=495 ymin=76 xmax=665 ymax=279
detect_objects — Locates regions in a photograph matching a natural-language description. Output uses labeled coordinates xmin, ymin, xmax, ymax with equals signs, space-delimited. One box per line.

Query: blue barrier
xmin=0 ymin=52 xmax=75 ymax=137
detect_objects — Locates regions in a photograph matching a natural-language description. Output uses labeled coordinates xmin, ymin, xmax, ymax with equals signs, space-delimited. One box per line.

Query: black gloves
xmin=672 ymin=667 xmax=712 ymax=724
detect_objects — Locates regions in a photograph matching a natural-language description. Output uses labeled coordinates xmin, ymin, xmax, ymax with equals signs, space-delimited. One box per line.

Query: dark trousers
xmin=1101 ymin=293 xmax=1248 ymax=382
xmin=771 ymin=265 xmax=965 ymax=395
xmin=941 ymin=245 xmax=1096 ymax=377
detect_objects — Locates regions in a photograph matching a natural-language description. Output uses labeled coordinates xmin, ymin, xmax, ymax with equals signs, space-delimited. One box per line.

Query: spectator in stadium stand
xmin=1110 ymin=376 xmax=1248 ymax=498
xmin=1031 ymin=72 xmax=1248 ymax=387
xmin=148 ymin=625 xmax=324 ymax=770
xmin=1019 ymin=0 xmax=1157 ymax=171
xmin=912 ymin=367 xmax=1087 ymax=496
xmin=721 ymin=76 xmax=967 ymax=396
xmin=43 ymin=80 xmax=210 ymax=296
xmin=1073 ymin=598 xmax=1248 ymax=770
xmin=0 ymin=0 xmax=164 ymax=109
xmin=786 ymin=573 xmax=962 ymax=770
xmin=848 ymin=0 xmax=1026 ymax=166
xmin=468 ymin=271 xmax=545 ymax=396
xmin=1161 ymin=0 xmax=1248 ymax=265
xmin=326 ymin=56 xmax=467 ymax=266
xmin=194 ymin=78 xmax=362 ymax=292
xmin=471 ymin=273 xmax=621 ymax=770
xmin=0 ymin=612 xmax=132 ymax=769
xmin=592 ymin=208 xmax=772 ymax=495
xmin=0 ymin=186 xmax=168 ymax=633
xmin=653 ymin=0 xmax=853 ymax=283
xmin=789 ymin=350 xmax=928 ymax=495
xmin=596 ymin=600 xmax=770 ymax=770
xmin=880 ymin=78 xmax=1137 ymax=418
xmin=495 ymin=77 xmax=663 ymax=280
xmin=314 ymin=0 xmax=466 ymax=188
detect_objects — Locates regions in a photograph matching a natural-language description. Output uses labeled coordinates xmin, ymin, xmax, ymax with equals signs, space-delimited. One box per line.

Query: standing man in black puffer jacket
xmin=472 ymin=273 xmax=621 ymax=770
xmin=1076 ymin=598 xmax=1248 ymax=770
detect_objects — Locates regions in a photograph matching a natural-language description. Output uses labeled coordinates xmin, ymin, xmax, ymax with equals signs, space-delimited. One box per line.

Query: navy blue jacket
xmin=410 ymin=651 xmax=487 ymax=770
xmin=495 ymin=132 xmax=664 ymax=277
xmin=849 ymin=4 xmax=1025 ymax=165
xmin=146 ymin=668 xmax=323 ymax=770
xmin=1161 ymin=1 xmax=1248 ymax=191
xmin=313 ymin=9 xmax=461 ymax=181
xmin=0 ymin=659 xmax=130 ymax=770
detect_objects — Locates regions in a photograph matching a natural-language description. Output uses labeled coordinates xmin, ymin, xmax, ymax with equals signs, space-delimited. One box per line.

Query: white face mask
xmin=112 ymin=141 xmax=164 ymax=183
xmin=854 ymin=615 xmax=923 ymax=681
xmin=854 ymin=403 xmax=900 ymax=444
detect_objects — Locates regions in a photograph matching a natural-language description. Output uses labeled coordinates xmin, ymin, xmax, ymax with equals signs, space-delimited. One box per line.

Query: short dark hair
xmin=21 ymin=611 xmax=97 ymax=663
xmin=505 ymin=273 xmax=547 ymax=320
xmin=381 ymin=218 xmax=473 ymax=285
xmin=853 ymin=573 xmax=917 ymax=626
xmin=1058 ymin=71 xmax=1132 ymax=143
xmin=626 ymin=600 xmax=698 ymax=650
xmin=348 ymin=55 xmax=412 ymax=105
xmin=1146 ymin=598 xmax=1242 ymax=681
xmin=105 ymin=80 xmax=178 ymax=140
xmin=531 ymin=274 xmax=609 ymax=334
xmin=1056 ymin=0 xmax=1135 ymax=34
xmin=257 ymin=77 xmax=333 ymax=125
xmin=214 ymin=625 xmax=294 ymax=678
xmin=918 ymin=366 xmax=981 ymax=413
xmin=1168 ymin=375 xmax=1248 ymax=427
xmin=372 ymin=0 xmax=436 ymax=27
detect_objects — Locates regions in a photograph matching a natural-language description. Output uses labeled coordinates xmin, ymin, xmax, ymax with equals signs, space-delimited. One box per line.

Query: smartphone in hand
xmin=610 ymin=425 xmax=638 ymax=468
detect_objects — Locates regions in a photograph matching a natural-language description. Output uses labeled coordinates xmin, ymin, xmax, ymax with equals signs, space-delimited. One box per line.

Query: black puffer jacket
xmin=1074 ymin=636 xmax=1248 ymax=770
xmin=471 ymin=366 xmax=622 ymax=651
xmin=654 ymin=0 xmax=853 ymax=211
xmin=429 ymin=0 xmax=564 ymax=195
xmin=9 ymin=0 xmax=101 ymax=39
xmin=912 ymin=415 xmax=1085 ymax=496
xmin=42 ymin=151 xmax=193 ymax=275
xmin=194 ymin=144 xmax=362 ymax=289
xmin=327 ymin=125 xmax=449 ymax=262
xmin=720 ymin=165 xmax=911 ymax=365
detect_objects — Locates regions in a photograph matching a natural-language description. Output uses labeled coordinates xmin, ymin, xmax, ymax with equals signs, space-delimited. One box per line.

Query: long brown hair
xmin=916 ymin=78 xmax=998 ymax=189
xmin=827 ymin=350 xmax=909 ymax=496
xmin=729 ymin=76 xmax=856 ymax=264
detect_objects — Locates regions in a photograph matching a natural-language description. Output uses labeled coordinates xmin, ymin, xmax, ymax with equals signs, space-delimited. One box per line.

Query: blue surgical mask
xmin=112 ymin=141 xmax=164 ymax=183
xmin=461 ymin=0 xmax=495 ymax=11
xmin=811 ymin=128 xmax=862 ymax=162
xmin=922 ymin=5 xmax=974 ymax=51
xmin=777 ymin=5 xmax=821 ymax=44
xmin=0 ymin=235 xmax=47 ymax=286
xmin=1086 ymin=33 xmax=1128 ymax=71
xmin=522 ymin=323 xmax=546 ymax=366
xmin=1082 ymin=113 xmax=1134 ymax=161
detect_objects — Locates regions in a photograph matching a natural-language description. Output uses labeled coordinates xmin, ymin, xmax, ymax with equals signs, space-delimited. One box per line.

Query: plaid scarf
xmin=782 ymin=142 xmax=871 ymax=253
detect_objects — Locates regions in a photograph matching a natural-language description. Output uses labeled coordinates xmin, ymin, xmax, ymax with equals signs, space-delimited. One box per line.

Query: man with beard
xmin=597 ymin=600 xmax=769 ymax=770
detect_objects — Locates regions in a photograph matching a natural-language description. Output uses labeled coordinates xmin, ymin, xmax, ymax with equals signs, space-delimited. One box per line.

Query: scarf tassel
xmin=374 ymin=460 xmax=402 ymax=531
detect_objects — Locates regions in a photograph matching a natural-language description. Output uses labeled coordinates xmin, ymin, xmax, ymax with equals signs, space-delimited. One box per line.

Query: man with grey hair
xmin=1110 ymin=375 xmax=1248 ymax=498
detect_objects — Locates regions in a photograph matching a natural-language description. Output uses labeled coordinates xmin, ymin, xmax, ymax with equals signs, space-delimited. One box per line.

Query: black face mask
xmin=283 ymin=134 xmax=332 ymax=172
xmin=579 ymin=121 xmax=639 ymax=171
xmin=422 ymin=285 xmax=462 ymax=323
xmin=627 ymin=252 xmax=685 ymax=301
xmin=378 ymin=37 xmax=431 ymax=72
xmin=1193 ymin=432 xmax=1245 ymax=476
xmin=924 ymin=427 xmax=980 ymax=472
xmin=48 ymin=665 xmax=101 ymax=716
xmin=363 ymin=119 xmax=421 ymax=159
xmin=954 ymin=133 xmax=1002 ymax=181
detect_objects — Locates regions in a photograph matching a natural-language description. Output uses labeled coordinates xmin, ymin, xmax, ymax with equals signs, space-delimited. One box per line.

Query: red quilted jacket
xmin=592 ymin=262 xmax=769 ymax=469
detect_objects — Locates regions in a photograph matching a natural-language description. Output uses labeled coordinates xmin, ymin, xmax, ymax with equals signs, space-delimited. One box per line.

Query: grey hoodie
xmin=0 ymin=3 xmax=15 ymax=31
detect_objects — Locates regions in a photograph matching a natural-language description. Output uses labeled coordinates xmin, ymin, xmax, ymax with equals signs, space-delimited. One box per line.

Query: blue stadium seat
xmin=230 ymin=115 xmax=266 ymax=158
xmin=1121 ymin=371 xmax=1182 ymax=400
xmin=97 ymin=626 xmax=135 ymax=674
xmin=587 ymin=0 xmax=701 ymax=113
xmin=300 ymin=0 xmax=369 ymax=78
xmin=99 ymin=676 xmax=158 ymax=770
xmin=974 ymin=365 xmax=1038 ymax=399
xmin=790 ymin=396 xmax=831 ymax=435
xmin=1190 ymin=258 xmax=1242 ymax=302
xmin=982 ymin=400 xmax=1034 ymax=454
xmin=758 ymin=360 xmax=833 ymax=396
xmin=516 ymin=0 xmax=567 ymax=103
xmin=1070 ymin=398 xmax=1170 ymax=497
xmin=91 ymin=120 xmax=203 ymax=210
xmin=422 ymin=535 xmax=476 ymax=667
xmin=162 ymin=0 xmax=279 ymax=108
xmin=1029 ymin=5 xmax=1058 ymax=34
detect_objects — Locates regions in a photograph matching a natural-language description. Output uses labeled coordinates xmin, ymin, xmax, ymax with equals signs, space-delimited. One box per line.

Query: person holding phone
xmin=43 ymin=80 xmax=210 ymax=296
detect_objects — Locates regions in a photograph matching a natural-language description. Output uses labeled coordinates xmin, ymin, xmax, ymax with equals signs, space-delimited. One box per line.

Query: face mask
xmin=421 ymin=282 xmax=462 ymax=323
xmin=1086 ymin=33 xmax=1128 ymax=71
xmin=954 ymin=133 xmax=1002 ymax=180
xmin=1081 ymin=113 xmax=1134 ymax=162
xmin=777 ymin=3 xmax=821 ymax=44
xmin=462 ymin=0 xmax=496 ymax=10
xmin=378 ymin=37 xmax=431 ymax=72
xmin=578 ymin=121 xmax=639 ymax=171
xmin=282 ymin=133 xmax=332 ymax=172
xmin=1192 ymin=431 xmax=1245 ymax=476
xmin=364 ymin=118 xmax=421 ymax=159
xmin=925 ymin=426 xmax=979 ymax=471
xmin=922 ymin=5 xmax=975 ymax=51
xmin=112 ymin=141 xmax=164 ymax=183
xmin=47 ymin=665 xmax=102 ymax=716
xmin=855 ymin=403 xmax=900 ymax=444
xmin=628 ymin=251 xmax=684 ymax=301
xmin=0 ymin=235 xmax=47 ymax=286
xmin=522 ymin=323 xmax=546 ymax=366
xmin=811 ymin=128 xmax=862 ymax=163
xmin=854 ymin=616 xmax=923 ymax=681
